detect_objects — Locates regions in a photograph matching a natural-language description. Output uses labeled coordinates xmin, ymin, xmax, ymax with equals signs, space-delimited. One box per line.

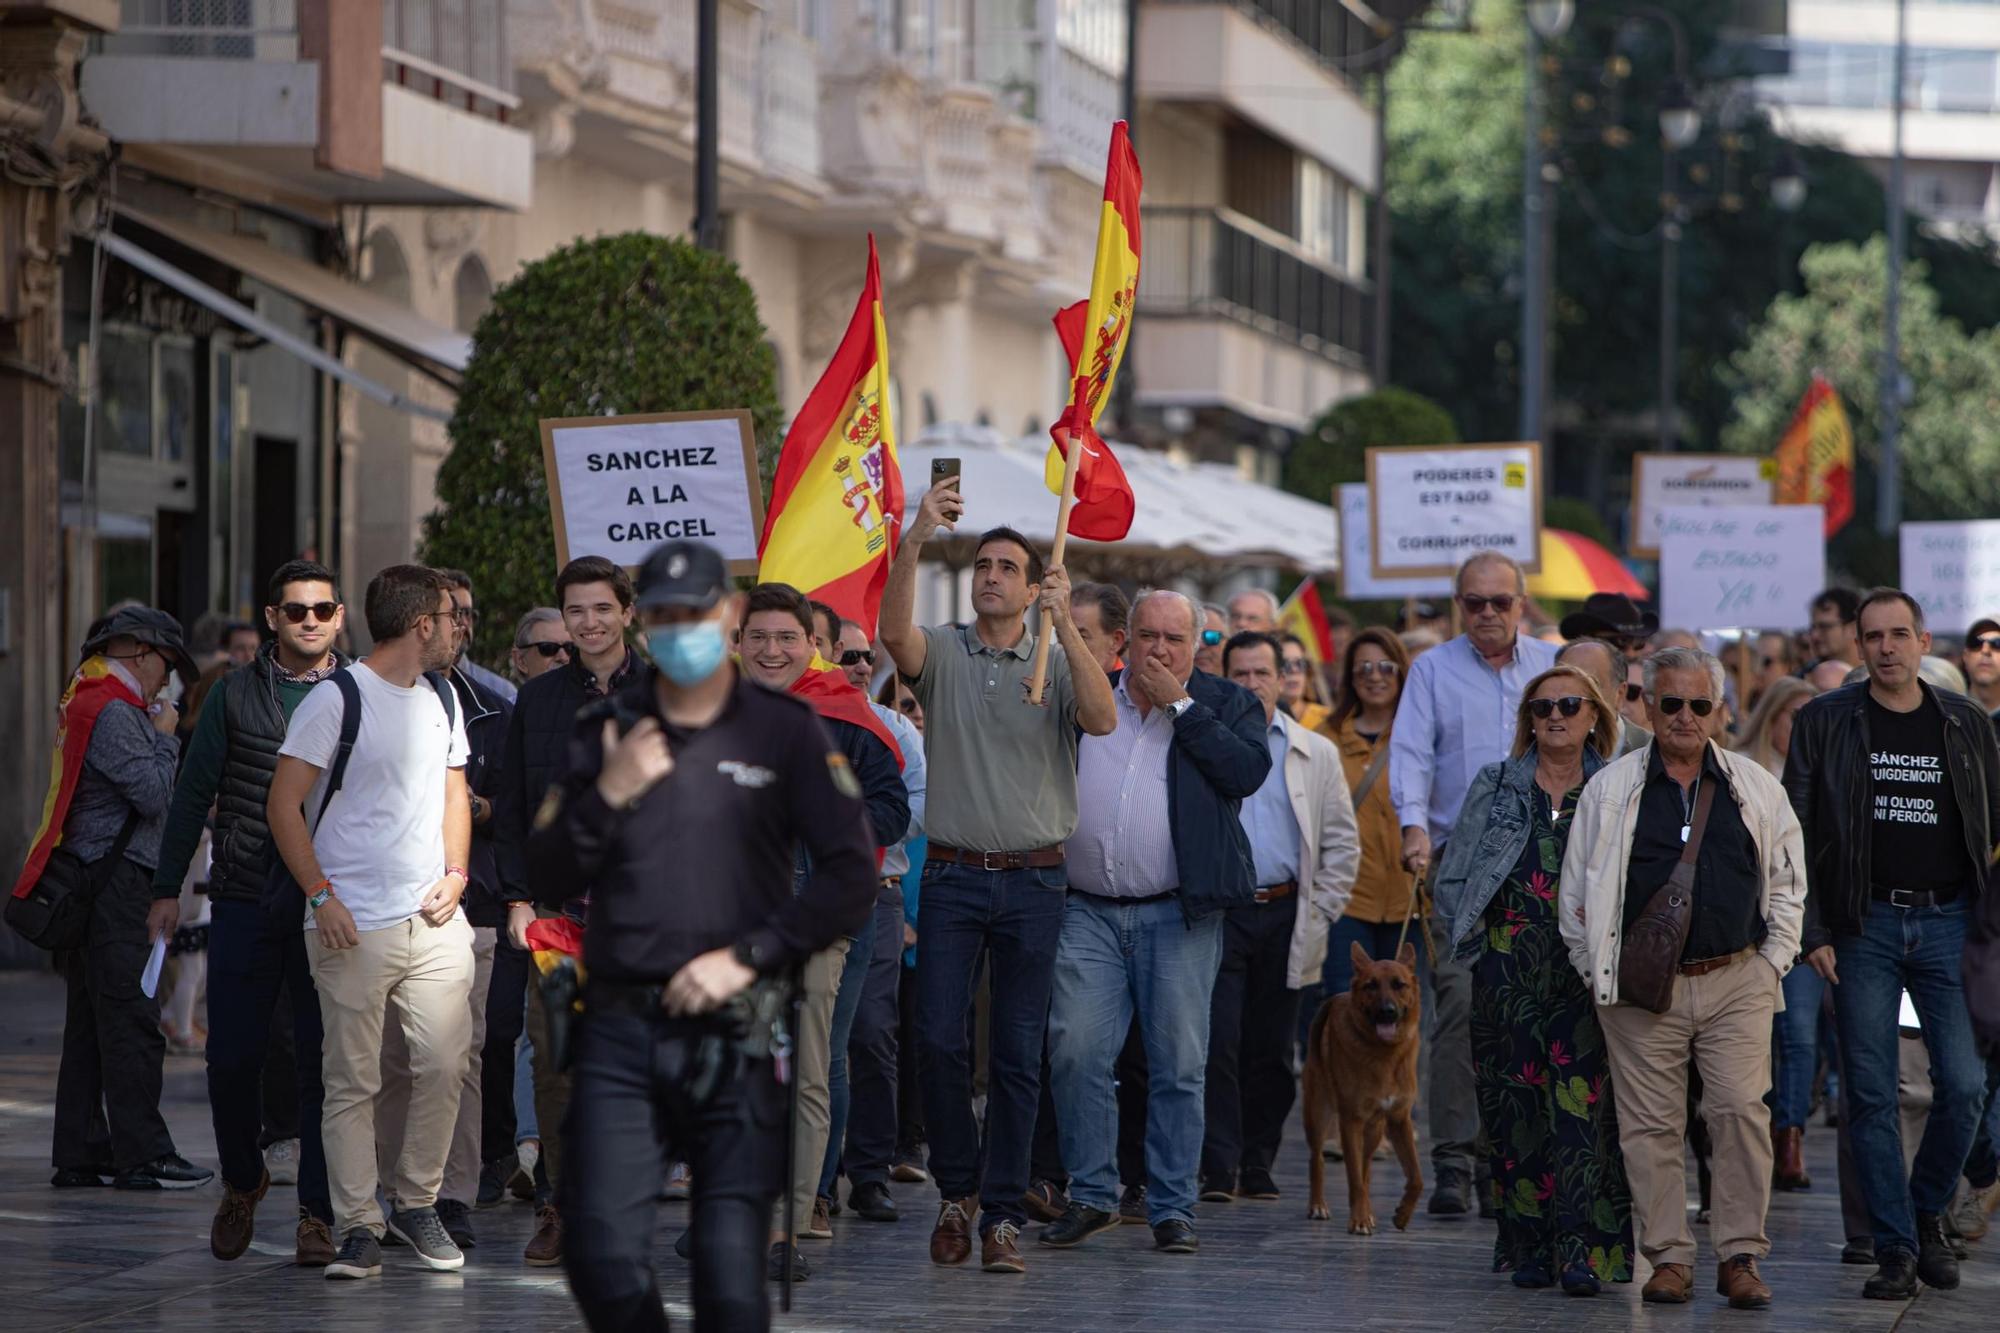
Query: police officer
xmin=527 ymin=540 xmax=878 ymax=1332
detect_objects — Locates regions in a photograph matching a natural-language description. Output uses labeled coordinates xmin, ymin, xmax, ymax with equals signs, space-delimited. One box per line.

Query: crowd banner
xmin=1899 ymin=519 xmax=2000 ymax=630
xmin=1364 ymin=443 xmax=1542 ymax=581
xmin=1629 ymin=453 xmax=1775 ymax=558
xmin=1658 ymin=504 xmax=1824 ymax=632
xmin=1337 ymin=484 xmax=1454 ymax=600
xmin=539 ymin=410 xmax=765 ymax=575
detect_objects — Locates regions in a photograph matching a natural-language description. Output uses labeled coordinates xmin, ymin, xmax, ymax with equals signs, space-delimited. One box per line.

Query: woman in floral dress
xmin=1432 ymin=664 xmax=1634 ymax=1295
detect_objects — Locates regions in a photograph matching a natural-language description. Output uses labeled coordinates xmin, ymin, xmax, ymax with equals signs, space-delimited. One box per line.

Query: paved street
xmin=0 ymin=969 xmax=1991 ymax=1331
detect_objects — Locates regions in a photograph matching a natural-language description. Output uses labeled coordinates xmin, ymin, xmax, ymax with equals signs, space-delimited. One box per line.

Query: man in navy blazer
xmin=1040 ymin=590 xmax=1270 ymax=1257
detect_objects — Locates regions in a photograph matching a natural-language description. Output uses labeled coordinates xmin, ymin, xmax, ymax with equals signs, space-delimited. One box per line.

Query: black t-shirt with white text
xmin=1866 ymin=693 xmax=1969 ymax=896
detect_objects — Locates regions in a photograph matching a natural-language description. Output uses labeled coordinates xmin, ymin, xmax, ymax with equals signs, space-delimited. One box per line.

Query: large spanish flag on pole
xmin=1773 ymin=371 xmax=1854 ymax=538
xmin=758 ymin=236 xmax=902 ymax=634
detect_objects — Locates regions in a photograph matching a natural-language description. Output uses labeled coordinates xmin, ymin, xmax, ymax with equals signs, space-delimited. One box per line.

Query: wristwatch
xmin=1166 ymin=696 xmax=1196 ymax=720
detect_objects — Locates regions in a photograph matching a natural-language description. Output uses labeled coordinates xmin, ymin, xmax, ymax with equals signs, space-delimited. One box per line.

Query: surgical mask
xmin=647 ymin=619 xmax=726 ymax=686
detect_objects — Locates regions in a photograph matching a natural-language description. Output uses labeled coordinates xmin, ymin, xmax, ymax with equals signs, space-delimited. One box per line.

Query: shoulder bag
xmin=6 ymin=809 xmax=140 ymax=952
xmin=1617 ymin=776 xmax=1716 ymax=1014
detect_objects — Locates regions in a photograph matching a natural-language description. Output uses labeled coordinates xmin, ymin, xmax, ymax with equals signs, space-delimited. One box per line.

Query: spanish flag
xmin=1773 ymin=371 xmax=1854 ymax=538
xmin=13 ymin=657 xmax=141 ymax=899
xmin=758 ymin=236 xmax=902 ymax=635
xmin=1044 ymin=121 xmax=1141 ymax=543
xmin=1277 ymin=581 xmax=1337 ymax=663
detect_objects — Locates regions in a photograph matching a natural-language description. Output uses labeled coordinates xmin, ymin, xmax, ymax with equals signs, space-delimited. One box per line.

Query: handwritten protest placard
xmin=1337 ymin=484 xmax=1454 ymax=600
xmin=1630 ymin=453 xmax=1775 ymax=557
xmin=540 ymin=410 xmax=765 ymax=574
xmin=1899 ymin=520 xmax=2000 ymax=630
xmin=1365 ymin=443 xmax=1542 ymax=580
xmin=1658 ymin=504 xmax=1824 ymax=631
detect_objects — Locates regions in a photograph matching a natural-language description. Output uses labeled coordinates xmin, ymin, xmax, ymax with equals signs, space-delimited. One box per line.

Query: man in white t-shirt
xmin=267 ymin=564 xmax=474 ymax=1281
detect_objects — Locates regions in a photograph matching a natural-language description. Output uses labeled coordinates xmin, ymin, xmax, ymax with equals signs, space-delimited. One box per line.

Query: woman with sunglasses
xmin=1433 ymin=664 xmax=1633 ymax=1295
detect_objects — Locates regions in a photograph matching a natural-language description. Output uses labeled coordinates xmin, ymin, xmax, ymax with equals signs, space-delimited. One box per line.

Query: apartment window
xmin=1299 ymin=159 xmax=1350 ymax=270
xmin=1057 ymin=0 xmax=1127 ymax=77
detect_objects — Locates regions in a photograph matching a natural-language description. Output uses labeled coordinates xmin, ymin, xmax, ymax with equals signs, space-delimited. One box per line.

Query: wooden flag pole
xmin=1028 ymin=424 xmax=1083 ymax=705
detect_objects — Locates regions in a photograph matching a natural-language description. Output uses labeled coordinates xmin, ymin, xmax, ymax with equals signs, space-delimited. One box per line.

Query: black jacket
xmin=448 ymin=665 xmax=514 ymax=927
xmin=1105 ymin=667 xmax=1271 ymax=922
xmin=826 ymin=714 xmax=909 ymax=853
xmin=1783 ymin=678 xmax=2000 ymax=953
xmin=493 ymin=651 xmax=637 ymax=901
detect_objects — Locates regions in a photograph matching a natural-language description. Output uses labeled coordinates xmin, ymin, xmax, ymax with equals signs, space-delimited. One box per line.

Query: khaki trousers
xmin=380 ymin=923 xmax=495 ymax=1208
xmin=1599 ymin=952 xmax=1780 ymax=1269
xmin=789 ymin=939 xmax=850 ymax=1235
xmin=309 ymin=913 xmax=475 ymax=1238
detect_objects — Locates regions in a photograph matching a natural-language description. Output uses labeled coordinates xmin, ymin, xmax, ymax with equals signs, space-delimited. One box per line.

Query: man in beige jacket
xmin=1557 ymin=647 xmax=1806 ymax=1311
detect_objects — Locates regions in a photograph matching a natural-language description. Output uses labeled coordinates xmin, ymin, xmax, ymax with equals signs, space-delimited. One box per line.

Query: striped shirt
xmin=1069 ymin=678 xmax=1180 ymax=898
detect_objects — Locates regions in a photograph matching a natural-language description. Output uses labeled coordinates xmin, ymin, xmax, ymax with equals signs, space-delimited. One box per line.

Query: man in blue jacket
xmin=1040 ymin=590 xmax=1270 ymax=1256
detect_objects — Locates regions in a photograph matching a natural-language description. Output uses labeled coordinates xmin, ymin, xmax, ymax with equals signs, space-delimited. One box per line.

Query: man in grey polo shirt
xmin=881 ymin=476 xmax=1116 ymax=1276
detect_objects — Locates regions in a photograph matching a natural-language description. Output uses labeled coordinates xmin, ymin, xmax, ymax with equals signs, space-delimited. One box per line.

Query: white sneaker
xmin=508 ymin=1139 xmax=540 ymax=1200
xmin=264 ymin=1139 xmax=300 ymax=1187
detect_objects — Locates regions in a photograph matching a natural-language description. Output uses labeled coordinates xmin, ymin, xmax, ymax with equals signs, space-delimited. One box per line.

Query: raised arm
xmin=882 ymin=479 xmax=964 ymax=681
xmin=1040 ymin=564 xmax=1115 ymax=736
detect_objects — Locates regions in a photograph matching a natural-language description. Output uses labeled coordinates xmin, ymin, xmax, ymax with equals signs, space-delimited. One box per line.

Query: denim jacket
xmin=1432 ymin=743 xmax=1605 ymax=960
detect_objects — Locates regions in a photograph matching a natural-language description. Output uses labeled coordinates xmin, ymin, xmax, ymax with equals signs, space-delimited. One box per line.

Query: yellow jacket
xmin=1327 ymin=715 xmax=1422 ymax=924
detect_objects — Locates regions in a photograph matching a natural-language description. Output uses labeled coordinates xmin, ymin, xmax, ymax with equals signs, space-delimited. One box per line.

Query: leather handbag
xmin=1617 ymin=777 xmax=1716 ymax=1014
xmin=6 ymin=811 xmax=139 ymax=952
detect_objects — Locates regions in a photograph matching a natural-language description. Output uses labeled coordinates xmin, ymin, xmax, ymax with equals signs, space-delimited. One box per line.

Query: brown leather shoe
xmin=1717 ymin=1253 xmax=1772 ymax=1309
xmin=524 ymin=1204 xmax=563 ymax=1267
xmin=1022 ymin=1179 xmax=1067 ymax=1223
xmin=981 ymin=1220 xmax=1026 ymax=1274
xmin=804 ymin=1195 xmax=833 ymax=1240
xmin=295 ymin=1211 xmax=336 ymax=1268
xmin=1772 ymin=1125 xmax=1811 ymax=1190
xmin=930 ymin=1198 xmax=975 ymax=1265
xmin=1642 ymin=1262 xmax=1694 ymax=1303
xmin=210 ymin=1170 xmax=269 ymax=1261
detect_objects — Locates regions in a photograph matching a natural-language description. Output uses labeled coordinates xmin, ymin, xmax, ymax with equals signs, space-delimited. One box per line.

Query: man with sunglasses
xmin=511 ymin=607 xmax=571 ymax=682
xmin=1556 ymin=638 xmax=1649 ymax=757
xmin=1389 ymin=550 xmax=1558 ymax=1217
xmin=1560 ymin=646 xmax=1805 ymax=1309
xmin=1194 ymin=605 xmax=1229 ymax=677
xmin=1960 ymin=617 xmax=2000 ymax=721
xmin=154 ymin=560 xmax=347 ymax=1264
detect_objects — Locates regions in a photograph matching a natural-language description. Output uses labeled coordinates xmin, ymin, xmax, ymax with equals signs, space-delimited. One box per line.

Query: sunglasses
xmin=1459 ymin=594 xmax=1516 ymax=615
xmin=839 ymin=648 xmax=876 ymax=668
xmin=1528 ymin=695 xmax=1586 ymax=719
xmin=1200 ymin=629 xmax=1224 ymax=647
xmin=1971 ymin=635 xmax=2000 ymax=654
xmin=896 ymin=697 xmax=921 ymax=715
xmin=1353 ymin=660 xmax=1399 ymax=679
xmin=521 ymin=641 xmax=573 ymax=659
xmin=1625 ymin=683 xmax=1644 ymax=702
xmin=1658 ymin=695 xmax=1715 ymax=717
xmin=275 ymin=601 xmax=339 ymax=624
xmin=1280 ymin=660 xmax=1309 ymax=676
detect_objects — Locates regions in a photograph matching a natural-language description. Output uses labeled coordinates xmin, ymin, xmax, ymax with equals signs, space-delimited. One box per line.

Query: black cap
xmin=82 ymin=606 xmax=199 ymax=685
xmin=635 ymin=540 xmax=728 ymax=611
xmin=1968 ymin=617 xmax=2000 ymax=642
xmin=1558 ymin=592 xmax=1660 ymax=642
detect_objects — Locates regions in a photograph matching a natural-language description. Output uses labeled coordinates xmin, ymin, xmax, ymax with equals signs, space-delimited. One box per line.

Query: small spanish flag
xmin=758 ymin=236 xmax=902 ymax=635
xmin=1277 ymin=581 xmax=1337 ymax=664
xmin=1773 ymin=372 xmax=1854 ymax=538
xmin=1044 ymin=121 xmax=1141 ymax=543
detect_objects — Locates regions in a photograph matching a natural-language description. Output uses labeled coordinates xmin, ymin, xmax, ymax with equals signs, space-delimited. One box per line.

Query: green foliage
xmin=1721 ymin=238 xmax=2000 ymax=582
xmin=420 ymin=234 xmax=781 ymax=664
xmin=1283 ymin=387 xmax=1459 ymax=505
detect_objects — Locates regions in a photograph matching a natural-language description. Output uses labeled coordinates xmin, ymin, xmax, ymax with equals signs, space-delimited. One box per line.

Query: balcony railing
xmin=1153 ymin=0 xmax=1378 ymax=90
xmin=1140 ymin=206 xmax=1373 ymax=368
xmin=383 ymin=0 xmax=518 ymax=121
xmin=103 ymin=0 xmax=300 ymax=59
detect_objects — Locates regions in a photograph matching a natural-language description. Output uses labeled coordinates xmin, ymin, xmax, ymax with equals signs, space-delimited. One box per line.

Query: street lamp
xmin=1771 ymin=147 xmax=1807 ymax=213
xmin=1658 ymin=79 xmax=1702 ymax=150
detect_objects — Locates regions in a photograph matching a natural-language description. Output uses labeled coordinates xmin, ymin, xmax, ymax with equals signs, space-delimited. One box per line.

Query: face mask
xmin=648 ymin=619 xmax=727 ymax=686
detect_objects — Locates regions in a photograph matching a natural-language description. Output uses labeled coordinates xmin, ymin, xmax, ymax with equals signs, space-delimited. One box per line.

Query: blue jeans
xmin=1832 ymin=898 xmax=1988 ymax=1254
xmin=914 ymin=860 xmax=1068 ymax=1230
xmin=817 ymin=904 xmax=878 ymax=1197
xmin=514 ymin=1032 xmax=539 ymax=1143
xmin=1770 ymin=961 xmax=1827 ymax=1131
xmin=1049 ymin=893 xmax=1224 ymax=1226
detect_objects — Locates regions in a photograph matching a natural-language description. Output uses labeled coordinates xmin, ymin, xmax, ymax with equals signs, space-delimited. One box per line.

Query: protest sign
xmin=1337 ymin=484 xmax=1454 ymax=600
xmin=1630 ymin=453 xmax=1775 ymax=557
xmin=539 ymin=410 xmax=765 ymax=574
xmin=1658 ymin=504 xmax=1824 ymax=632
xmin=1899 ymin=519 xmax=2000 ymax=630
xmin=1365 ymin=443 xmax=1541 ymax=580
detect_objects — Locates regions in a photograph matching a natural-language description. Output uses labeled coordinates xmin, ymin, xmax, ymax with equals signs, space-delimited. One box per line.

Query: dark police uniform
xmin=527 ymin=664 xmax=877 ymax=1332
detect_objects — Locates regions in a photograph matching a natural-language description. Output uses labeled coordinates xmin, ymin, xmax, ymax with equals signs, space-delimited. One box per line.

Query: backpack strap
xmin=311 ymin=669 xmax=363 ymax=835
xmin=425 ymin=669 xmax=459 ymax=737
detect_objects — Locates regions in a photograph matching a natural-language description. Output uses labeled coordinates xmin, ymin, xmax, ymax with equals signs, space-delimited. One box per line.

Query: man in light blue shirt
xmin=1388 ymin=551 xmax=1556 ymax=1218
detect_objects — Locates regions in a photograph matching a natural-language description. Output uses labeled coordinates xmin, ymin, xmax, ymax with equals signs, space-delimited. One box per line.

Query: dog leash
xmin=1394 ymin=863 xmax=1439 ymax=971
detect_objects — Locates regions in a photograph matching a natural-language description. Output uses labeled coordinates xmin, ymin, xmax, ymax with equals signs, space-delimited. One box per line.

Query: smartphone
xmin=931 ymin=457 xmax=962 ymax=494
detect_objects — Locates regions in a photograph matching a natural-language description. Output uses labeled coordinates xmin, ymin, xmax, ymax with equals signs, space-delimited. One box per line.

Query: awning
xmin=897 ymin=424 xmax=1340 ymax=572
xmin=113 ymin=204 xmax=471 ymax=385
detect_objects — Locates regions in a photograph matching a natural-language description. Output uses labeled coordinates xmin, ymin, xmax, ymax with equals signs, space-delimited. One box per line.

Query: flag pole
xmin=1029 ymin=424 xmax=1083 ymax=705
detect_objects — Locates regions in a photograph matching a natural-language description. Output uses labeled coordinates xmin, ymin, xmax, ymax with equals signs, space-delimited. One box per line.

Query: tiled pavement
xmin=0 ymin=969 xmax=1991 ymax=1331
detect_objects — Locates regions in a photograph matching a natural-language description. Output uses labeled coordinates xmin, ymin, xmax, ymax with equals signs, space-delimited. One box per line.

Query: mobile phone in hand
xmin=931 ymin=457 xmax=962 ymax=498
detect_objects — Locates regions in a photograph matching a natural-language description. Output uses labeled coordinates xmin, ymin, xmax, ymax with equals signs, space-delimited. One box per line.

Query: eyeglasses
xmin=742 ymin=629 xmax=805 ymax=649
xmin=1280 ymin=660 xmax=1310 ymax=676
xmin=1528 ymin=696 xmax=1586 ymax=720
xmin=1658 ymin=695 xmax=1715 ymax=717
xmin=451 ymin=607 xmax=480 ymax=624
xmin=839 ymin=648 xmax=876 ymax=668
xmin=275 ymin=601 xmax=339 ymax=624
xmin=1352 ymin=660 xmax=1398 ymax=679
xmin=520 ymin=641 xmax=573 ymax=659
xmin=1971 ymin=635 xmax=2000 ymax=654
xmin=1458 ymin=594 xmax=1516 ymax=615
xmin=1625 ymin=683 xmax=1644 ymax=703
xmin=1199 ymin=629 xmax=1224 ymax=647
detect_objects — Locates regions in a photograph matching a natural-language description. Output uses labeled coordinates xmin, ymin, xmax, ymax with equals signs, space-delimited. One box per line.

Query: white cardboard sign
xmin=1899 ymin=519 xmax=2000 ymax=630
xmin=1337 ymin=484 xmax=1454 ymax=600
xmin=1658 ymin=504 xmax=1824 ymax=632
xmin=1630 ymin=453 xmax=1775 ymax=558
xmin=539 ymin=411 xmax=765 ymax=574
xmin=1364 ymin=443 xmax=1542 ymax=580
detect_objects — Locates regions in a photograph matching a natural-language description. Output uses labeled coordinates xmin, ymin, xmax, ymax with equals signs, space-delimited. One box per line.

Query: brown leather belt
xmin=1678 ymin=945 xmax=1755 ymax=978
xmin=927 ymin=843 xmax=1066 ymax=871
xmin=1253 ymin=880 xmax=1297 ymax=904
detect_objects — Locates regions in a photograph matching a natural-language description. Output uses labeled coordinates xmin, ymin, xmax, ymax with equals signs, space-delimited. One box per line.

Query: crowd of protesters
xmin=19 ymin=512 xmax=2000 ymax=1325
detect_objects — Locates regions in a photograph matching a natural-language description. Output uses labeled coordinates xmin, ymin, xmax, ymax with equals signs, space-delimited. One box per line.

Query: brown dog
xmin=1303 ymin=940 xmax=1424 ymax=1235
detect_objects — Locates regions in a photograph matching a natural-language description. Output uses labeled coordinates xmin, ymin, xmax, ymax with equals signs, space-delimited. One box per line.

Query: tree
xmin=1283 ymin=386 xmax=1459 ymax=504
xmin=1721 ymin=238 xmax=2000 ymax=582
xmin=420 ymin=234 xmax=781 ymax=664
